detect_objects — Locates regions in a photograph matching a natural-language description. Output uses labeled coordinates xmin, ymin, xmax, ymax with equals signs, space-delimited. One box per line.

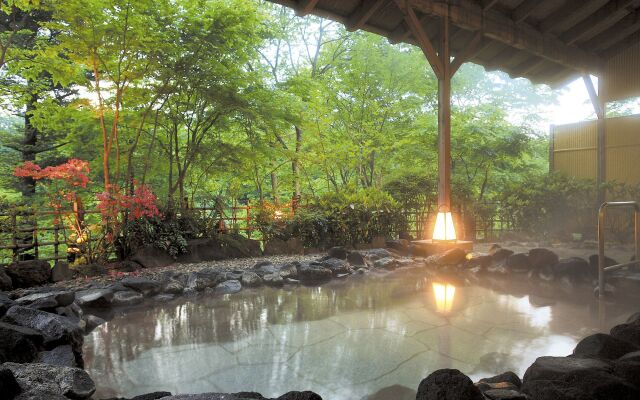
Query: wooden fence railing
xmin=0 ymin=201 xmax=513 ymax=264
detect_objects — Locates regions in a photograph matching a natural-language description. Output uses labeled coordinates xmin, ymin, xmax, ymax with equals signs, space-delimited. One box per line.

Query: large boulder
xmin=277 ymin=263 xmax=298 ymax=279
xmin=373 ymin=257 xmax=399 ymax=270
xmin=263 ymin=238 xmax=304 ymax=256
xmin=2 ymin=305 xmax=83 ymax=351
xmin=6 ymin=260 xmax=51 ymax=288
xmin=552 ymin=257 xmax=593 ymax=282
xmin=522 ymin=356 xmax=640 ymax=400
xmin=320 ymin=258 xmax=351 ymax=275
xmin=253 ymin=262 xmax=277 ymax=276
xmin=241 ymin=272 xmax=262 ymax=288
xmin=15 ymin=291 xmax=75 ymax=310
xmin=277 ymin=392 xmax=322 ymax=400
xmin=131 ymin=245 xmax=175 ymax=268
xmin=0 ymin=292 xmax=16 ymax=317
xmin=347 ymin=251 xmax=366 ymax=266
xmin=74 ymin=263 xmax=107 ymax=278
xmin=262 ymin=273 xmax=284 ymax=287
xmin=121 ymin=277 xmax=161 ymax=296
xmin=0 ymin=366 xmax=21 ymax=400
xmin=505 ymin=253 xmax=532 ymax=273
xmin=610 ymin=313 xmax=640 ymax=347
xmin=36 ymin=344 xmax=76 ymax=367
xmin=366 ymin=248 xmax=393 ymax=261
xmin=220 ymin=233 xmax=262 ymax=258
xmin=185 ymin=270 xmax=224 ymax=292
xmin=0 ymin=268 xmax=12 ymax=291
xmin=386 ymin=240 xmax=409 ymax=255
xmin=0 ymin=321 xmax=43 ymax=363
xmin=328 ymin=246 xmax=348 ymax=260
xmin=297 ymin=263 xmax=332 ymax=283
xmin=416 ymin=369 xmax=484 ymax=400
xmin=74 ymin=288 xmax=114 ymax=308
xmin=112 ymin=290 xmax=145 ymax=307
xmin=215 ymin=280 xmax=242 ymax=294
xmin=177 ymin=238 xmax=225 ymax=263
xmin=4 ymin=362 xmax=95 ymax=399
xmin=478 ymin=371 xmax=522 ymax=389
xmin=572 ymin=333 xmax=639 ymax=360
xmin=51 ymin=262 xmax=72 ymax=282
xmin=528 ymin=248 xmax=559 ymax=270
xmin=437 ymin=248 xmax=468 ymax=265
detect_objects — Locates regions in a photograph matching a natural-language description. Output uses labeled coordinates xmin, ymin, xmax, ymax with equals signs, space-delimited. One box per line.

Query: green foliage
xmin=120 ymin=216 xmax=188 ymax=259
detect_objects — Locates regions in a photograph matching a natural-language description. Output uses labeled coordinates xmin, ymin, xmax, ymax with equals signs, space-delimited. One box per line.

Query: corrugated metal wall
xmin=602 ymin=41 xmax=640 ymax=103
xmin=552 ymin=115 xmax=640 ymax=185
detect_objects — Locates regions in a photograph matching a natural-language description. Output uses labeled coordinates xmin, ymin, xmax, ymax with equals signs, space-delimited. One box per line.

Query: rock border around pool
xmin=2 ymin=244 xmax=640 ymax=399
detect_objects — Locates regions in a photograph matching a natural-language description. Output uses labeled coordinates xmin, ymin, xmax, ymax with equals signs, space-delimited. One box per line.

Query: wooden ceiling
xmin=267 ymin=0 xmax=640 ymax=87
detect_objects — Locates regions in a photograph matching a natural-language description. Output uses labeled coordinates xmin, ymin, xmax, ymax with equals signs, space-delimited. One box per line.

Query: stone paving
xmin=83 ymin=269 xmax=637 ymax=399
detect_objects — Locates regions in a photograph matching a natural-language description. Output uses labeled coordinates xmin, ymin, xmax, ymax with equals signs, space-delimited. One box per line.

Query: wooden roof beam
xmin=588 ymin=9 xmax=640 ymax=51
xmin=482 ymin=0 xmax=499 ymax=11
xmin=400 ymin=2 xmax=444 ymax=79
xmin=410 ymin=0 xmax=604 ymax=73
xmin=296 ymin=0 xmax=320 ymax=16
xmin=538 ymin=0 xmax=606 ymax=34
xmin=347 ymin=0 xmax=389 ymax=32
xmin=511 ymin=57 xmax=547 ymax=77
xmin=561 ymin=0 xmax=635 ymax=45
xmin=601 ymin=29 xmax=640 ymax=57
xmin=450 ymin=30 xmax=483 ymax=76
xmin=511 ymin=0 xmax=543 ymax=24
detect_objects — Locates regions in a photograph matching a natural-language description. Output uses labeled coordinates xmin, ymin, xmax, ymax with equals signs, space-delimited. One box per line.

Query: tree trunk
xmin=20 ymin=89 xmax=38 ymax=198
xmin=293 ymin=125 xmax=302 ymax=197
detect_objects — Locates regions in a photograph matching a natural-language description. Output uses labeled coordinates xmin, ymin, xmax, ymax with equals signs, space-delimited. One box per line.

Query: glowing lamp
xmin=432 ymin=282 xmax=456 ymax=315
xmin=432 ymin=211 xmax=456 ymax=241
xmin=274 ymin=210 xmax=284 ymax=220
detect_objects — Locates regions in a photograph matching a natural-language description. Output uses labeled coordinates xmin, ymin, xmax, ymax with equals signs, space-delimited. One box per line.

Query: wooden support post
xmin=583 ymin=74 xmax=606 ymax=205
xmin=549 ymin=124 xmax=555 ymax=173
xmin=438 ymin=13 xmax=451 ymax=210
xmin=11 ymin=212 xmax=17 ymax=263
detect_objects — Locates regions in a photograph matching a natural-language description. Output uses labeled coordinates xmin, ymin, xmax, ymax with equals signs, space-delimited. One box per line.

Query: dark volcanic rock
xmin=131 ymin=245 xmax=175 ymax=268
xmin=482 ymin=389 xmax=527 ymax=400
xmin=0 ymin=267 xmax=12 ymax=290
xmin=277 ymin=391 xmax=323 ymax=400
xmin=491 ymin=248 xmax=514 ymax=262
xmin=185 ymin=270 xmax=224 ymax=292
xmin=416 ymin=369 xmax=483 ymax=400
xmin=277 ymin=263 xmax=298 ymax=279
xmin=479 ymin=371 xmax=522 ymax=389
xmin=553 ymin=257 xmax=592 ymax=282
xmin=84 ymin=314 xmax=106 ymax=332
xmin=328 ymin=246 xmax=348 ymax=260
xmin=298 ymin=263 xmax=332 ymax=283
xmin=74 ymin=288 xmax=114 ymax=308
xmin=2 ymin=305 xmax=82 ymax=351
xmin=589 ymin=254 xmax=618 ymax=273
xmin=0 ymin=292 xmax=16 ymax=316
xmin=262 ymin=273 xmax=284 ymax=287
xmin=528 ymin=248 xmax=559 ymax=269
xmin=0 ymin=366 xmax=21 ymax=400
xmin=573 ymin=333 xmax=639 ymax=360
xmin=6 ymin=260 xmax=51 ymax=288
xmin=505 ymin=253 xmax=532 ymax=273
xmin=437 ymin=248 xmax=467 ymax=265
xmin=159 ymin=393 xmax=265 ymax=399
xmin=366 ymin=248 xmax=393 ymax=261
xmin=112 ymin=290 xmax=144 ymax=307
xmin=115 ymin=260 xmax=142 ymax=273
xmin=51 ymin=261 xmax=72 ymax=282
xmin=373 ymin=257 xmax=399 ymax=270
xmin=36 ymin=344 xmax=76 ymax=367
xmin=215 ymin=280 xmax=242 ymax=294
xmin=0 ymin=321 xmax=43 ymax=363
xmin=522 ymin=356 xmax=640 ymax=400
xmin=347 ymin=251 xmax=366 ymax=266
xmin=321 ymin=258 xmax=351 ymax=275
xmin=610 ymin=314 xmax=640 ymax=347
xmin=220 ymin=233 xmax=262 ymax=258
xmin=177 ymin=238 xmax=225 ymax=263
xmin=16 ymin=291 xmax=74 ymax=310
xmin=253 ymin=262 xmax=277 ymax=275
xmin=4 ymin=361 xmax=95 ymax=399
xmin=75 ymin=263 xmax=107 ymax=277
xmin=121 ymin=277 xmax=161 ymax=296
xmin=386 ymin=239 xmax=409 ymax=255
xmin=241 ymin=271 xmax=262 ymax=287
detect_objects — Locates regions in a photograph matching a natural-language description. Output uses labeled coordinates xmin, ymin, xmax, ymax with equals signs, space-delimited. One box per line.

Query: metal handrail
xmin=597 ymin=201 xmax=640 ymax=298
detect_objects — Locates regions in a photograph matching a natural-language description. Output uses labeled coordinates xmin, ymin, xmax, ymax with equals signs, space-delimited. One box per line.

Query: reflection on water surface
xmin=84 ymin=269 xmax=636 ymax=399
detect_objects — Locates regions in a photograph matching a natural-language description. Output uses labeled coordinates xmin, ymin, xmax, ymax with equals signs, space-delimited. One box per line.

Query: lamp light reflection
xmin=432 ymin=282 xmax=456 ymax=315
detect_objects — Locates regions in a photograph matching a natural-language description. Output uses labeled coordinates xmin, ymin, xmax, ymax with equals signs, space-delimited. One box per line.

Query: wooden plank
xmin=601 ymin=29 xmax=640 ymax=58
xmin=410 ymin=0 xmax=604 ymax=73
xmin=587 ymin=10 xmax=640 ymax=52
xmin=510 ymin=57 xmax=547 ymax=76
xmin=296 ymin=0 xmax=321 ymax=16
xmin=450 ymin=30 xmax=483 ymax=76
xmin=511 ymin=0 xmax=543 ymax=24
xmin=347 ymin=0 xmax=388 ymax=31
xmin=561 ymin=0 xmax=635 ymax=45
xmin=538 ymin=0 xmax=606 ymax=34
